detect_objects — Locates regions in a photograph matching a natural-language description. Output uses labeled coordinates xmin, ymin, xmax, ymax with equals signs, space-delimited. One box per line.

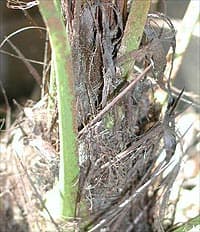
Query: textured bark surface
xmin=61 ymin=1 xmax=178 ymax=231
xmin=62 ymin=0 xmax=128 ymax=128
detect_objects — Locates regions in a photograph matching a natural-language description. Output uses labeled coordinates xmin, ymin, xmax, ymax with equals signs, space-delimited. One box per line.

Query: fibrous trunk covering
xmin=62 ymin=1 xmax=179 ymax=231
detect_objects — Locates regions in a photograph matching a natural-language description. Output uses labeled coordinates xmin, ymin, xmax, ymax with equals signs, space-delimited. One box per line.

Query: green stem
xmin=172 ymin=215 xmax=200 ymax=232
xmin=39 ymin=0 xmax=78 ymax=218
xmin=118 ymin=0 xmax=150 ymax=80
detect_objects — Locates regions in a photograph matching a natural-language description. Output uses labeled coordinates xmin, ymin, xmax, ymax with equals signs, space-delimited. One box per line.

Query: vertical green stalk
xmin=118 ymin=0 xmax=150 ymax=79
xmin=39 ymin=0 xmax=78 ymax=218
xmin=104 ymin=1 xmax=151 ymax=130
